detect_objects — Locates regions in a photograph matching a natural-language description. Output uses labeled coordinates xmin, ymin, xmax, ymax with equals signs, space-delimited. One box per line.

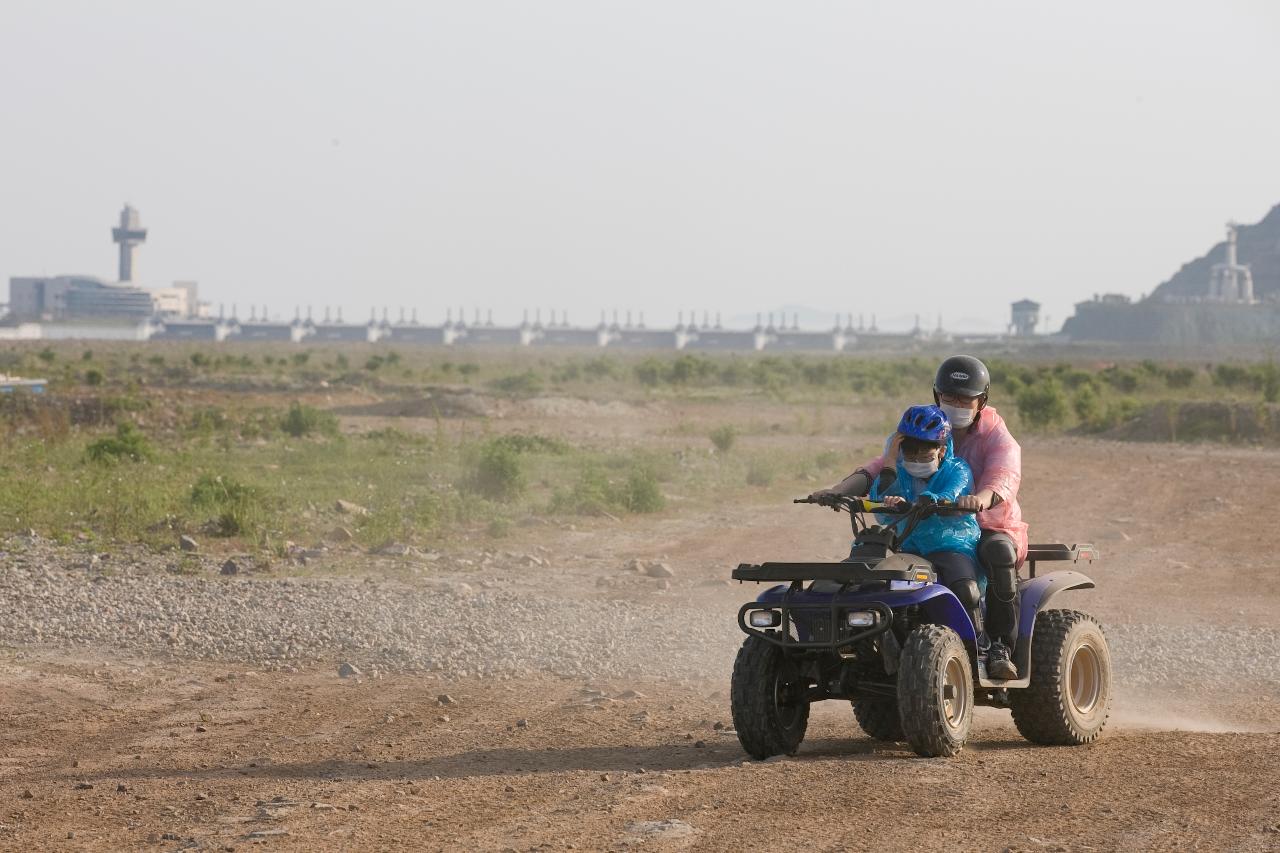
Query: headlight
xmin=846 ymin=610 xmax=879 ymax=628
xmin=749 ymin=610 xmax=781 ymax=628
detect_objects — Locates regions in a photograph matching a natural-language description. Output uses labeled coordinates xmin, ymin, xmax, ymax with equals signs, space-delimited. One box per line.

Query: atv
xmin=730 ymin=495 xmax=1110 ymax=758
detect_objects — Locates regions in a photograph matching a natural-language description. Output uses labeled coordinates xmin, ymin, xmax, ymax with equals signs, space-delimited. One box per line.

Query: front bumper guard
xmin=738 ymin=600 xmax=893 ymax=651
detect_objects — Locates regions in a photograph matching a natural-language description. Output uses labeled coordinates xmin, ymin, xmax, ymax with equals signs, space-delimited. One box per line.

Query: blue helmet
xmin=897 ymin=404 xmax=950 ymax=443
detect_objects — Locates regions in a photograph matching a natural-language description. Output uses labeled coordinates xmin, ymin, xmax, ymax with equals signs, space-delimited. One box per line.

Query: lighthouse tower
xmin=111 ymin=205 xmax=147 ymax=282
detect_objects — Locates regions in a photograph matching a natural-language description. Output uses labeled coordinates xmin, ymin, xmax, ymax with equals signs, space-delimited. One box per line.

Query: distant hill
xmin=1150 ymin=204 xmax=1280 ymax=302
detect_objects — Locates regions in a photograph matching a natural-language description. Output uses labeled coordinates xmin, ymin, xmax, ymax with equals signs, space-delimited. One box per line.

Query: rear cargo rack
xmin=1025 ymin=544 xmax=1098 ymax=579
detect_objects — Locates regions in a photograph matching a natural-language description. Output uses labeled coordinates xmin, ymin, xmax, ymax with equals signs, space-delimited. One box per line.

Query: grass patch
xmin=281 ymin=402 xmax=338 ymax=438
xmin=85 ymin=422 xmax=154 ymax=463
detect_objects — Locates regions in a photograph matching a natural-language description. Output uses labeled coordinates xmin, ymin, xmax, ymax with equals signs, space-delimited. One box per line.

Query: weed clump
xmin=709 ymin=425 xmax=737 ymax=453
xmin=467 ymin=439 xmax=526 ymax=501
xmin=281 ymin=402 xmax=338 ymax=438
xmin=85 ymin=422 xmax=154 ymax=463
xmin=619 ymin=467 xmax=665 ymax=512
xmin=551 ymin=465 xmax=665 ymax=515
xmin=190 ymin=473 xmax=265 ymax=536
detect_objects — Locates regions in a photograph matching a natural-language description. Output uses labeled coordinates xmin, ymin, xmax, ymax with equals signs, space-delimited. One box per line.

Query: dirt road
xmin=1 ymin=658 xmax=1277 ymax=851
xmin=2 ymin=412 xmax=1279 ymax=850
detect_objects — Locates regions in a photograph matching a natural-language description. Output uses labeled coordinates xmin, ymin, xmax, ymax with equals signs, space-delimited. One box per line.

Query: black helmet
xmin=933 ymin=355 xmax=990 ymax=399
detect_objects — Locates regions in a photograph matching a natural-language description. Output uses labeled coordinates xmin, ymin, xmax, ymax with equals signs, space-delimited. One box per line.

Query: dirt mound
xmin=1100 ymin=400 xmax=1280 ymax=444
xmin=331 ymin=389 xmax=498 ymax=419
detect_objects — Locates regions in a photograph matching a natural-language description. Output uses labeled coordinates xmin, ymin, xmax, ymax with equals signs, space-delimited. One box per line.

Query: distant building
xmin=152 ymin=281 xmax=203 ymax=319
xmin=7 ymin=275 xmax=154 ymax=322
xmin=1010 ymin=299 xmax=1040 ymax=336
xmin=7 ymin=206 xmax=202 ymax=324
xmin=1208 ymin=222 xmax=1255 ymax=303
xmin=111 ymin=205 xmax=147 ymax=282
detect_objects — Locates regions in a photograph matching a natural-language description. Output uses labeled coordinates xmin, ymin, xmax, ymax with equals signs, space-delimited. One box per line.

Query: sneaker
xmin=986 ymin=642 xmax=1018 ymax=680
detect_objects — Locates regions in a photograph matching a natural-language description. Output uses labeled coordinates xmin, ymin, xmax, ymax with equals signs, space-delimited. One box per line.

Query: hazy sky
xmin=3 ymin=1 xmax=1278 ymax=332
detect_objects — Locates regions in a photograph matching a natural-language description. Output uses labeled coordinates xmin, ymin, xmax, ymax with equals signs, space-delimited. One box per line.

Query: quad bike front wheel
xmin=1010 ymin=609 xmax=1112 ymax=745
xmin=731 ymin=636 xmax=810 ymax=760
xmin=897 ymin=624 xmax=973 ymax=757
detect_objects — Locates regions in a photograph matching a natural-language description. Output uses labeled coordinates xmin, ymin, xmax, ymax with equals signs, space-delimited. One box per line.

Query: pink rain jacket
xmin=860 ymin=405 xmax=1029 ymax=564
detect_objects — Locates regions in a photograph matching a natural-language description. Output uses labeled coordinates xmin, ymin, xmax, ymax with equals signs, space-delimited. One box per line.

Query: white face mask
xmin=940 ymin=403 xmax=976 ymax=429
xmin=903 ymin=459 xmax=939 ymax=479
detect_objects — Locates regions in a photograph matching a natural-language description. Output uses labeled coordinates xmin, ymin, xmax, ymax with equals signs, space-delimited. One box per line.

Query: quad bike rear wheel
xmin=897 ymin=624 xmax=973 ymax=757
xmin=731 ymin=636 xmax=810 ymax=759
xmin=851 ymin=698 xmax=904 ymax=742
xmin=1010 ymin=609 xmax=1112 ymax=745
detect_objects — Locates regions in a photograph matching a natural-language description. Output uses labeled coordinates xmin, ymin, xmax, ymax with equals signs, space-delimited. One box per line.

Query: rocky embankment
xmin=1 ymin=538 xmax=1277 ymax=709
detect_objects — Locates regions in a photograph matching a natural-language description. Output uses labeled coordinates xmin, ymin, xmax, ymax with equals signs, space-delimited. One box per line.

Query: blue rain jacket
xmin=869 ymin=433 xmax=982 ymax=562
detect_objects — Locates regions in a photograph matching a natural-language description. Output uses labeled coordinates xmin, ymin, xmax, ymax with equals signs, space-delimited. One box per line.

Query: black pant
xmin=978 ymin=531 xmax=1019 ymax=649
xmin=923 ymin=550 xmax=980 ymax=595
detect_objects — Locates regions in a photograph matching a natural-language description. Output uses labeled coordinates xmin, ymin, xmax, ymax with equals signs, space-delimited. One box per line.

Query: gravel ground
xmin=2 ymin=552 xmax=1278 ymax=702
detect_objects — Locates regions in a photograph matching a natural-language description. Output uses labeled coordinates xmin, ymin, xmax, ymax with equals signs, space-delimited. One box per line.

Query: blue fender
xmin=918 ymin=588 xmax=978 ymax=644
xmin=1017 ymin=570 xmax=1095 ymax=645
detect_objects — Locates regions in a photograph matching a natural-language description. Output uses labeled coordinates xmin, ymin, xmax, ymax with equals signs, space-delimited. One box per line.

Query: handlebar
xmin=796 ymin=494 xmax=976 ymax=552
xmin=794 ymin=495 xmax=977 ymax=516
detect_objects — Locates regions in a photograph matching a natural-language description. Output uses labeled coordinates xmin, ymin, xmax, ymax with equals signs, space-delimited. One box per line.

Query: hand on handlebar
xmin=880 ymin=495 xmax=906 ymax=509
xmin=955 ymin=494 xmax=986 ymax=512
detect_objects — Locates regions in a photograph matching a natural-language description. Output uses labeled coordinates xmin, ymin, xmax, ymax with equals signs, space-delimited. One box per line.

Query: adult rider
xmin=810 ymin=355 xmax=1028 ymax=680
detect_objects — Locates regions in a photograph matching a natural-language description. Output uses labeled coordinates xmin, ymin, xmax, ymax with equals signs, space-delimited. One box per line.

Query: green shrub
xmin=84 ymin=369 xmax=104 ymax=387
xmin=280 ymin=402 xmax=338 ymax=438
xmin=1261 ymin=362 xmax=1280 ymax=404
xmin=1164 ymin=367 xmax=1197 ymax=389
xmin=1101 ymin=366 xmax=1139 ymax=393
xmin=582 ymin=356 xmax=618 ymax=381
xmin=1016 ymin=379 xmax=1068 ymax=429
xmin=709 ymin=425 xmax=737 ymax=453
xmin=551 ymin=466 xmax=613 ymax=515
xmin=618 ymin=467 xmax=665 ymax=513
xmin=1213 ymin=364 xmax=1250 ymax=389
xmin=551 ymin=464 xmax=665 ymax=515
xmin=190 ymin=406 xmax=230 ymax=433
xmin=1072 ymin=385 xmax=1102 ymax=429
xmin=190 ymin=473 xmax=265 ymax=536
xmin=1099 ymin=396 xmax=1140 ymax=430
xmin=467 ymin=439 xmax=526 ymax=501
xmin=85 ymin=422 xmax=154 ymax=463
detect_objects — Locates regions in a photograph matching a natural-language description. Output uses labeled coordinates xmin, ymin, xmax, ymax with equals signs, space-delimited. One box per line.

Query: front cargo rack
xmin=732 ymin=561 xmax=935 ymax=584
